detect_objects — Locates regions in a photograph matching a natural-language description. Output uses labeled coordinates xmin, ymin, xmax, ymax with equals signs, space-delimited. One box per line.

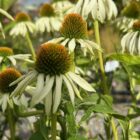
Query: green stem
xmin=111 ymin=117 xmax=119 ymax=140
xmin=25 ymin=32 xmax=36 ymax=61
xmin=7 ymin=106 xmax=15 ymax=140
xmin=93 ymin=20 xmax=109 ymax=95
xmin=51 ymin=113 xmax=57 ymax=140
xmin=17 ymin=110 xmax=44 ymax=117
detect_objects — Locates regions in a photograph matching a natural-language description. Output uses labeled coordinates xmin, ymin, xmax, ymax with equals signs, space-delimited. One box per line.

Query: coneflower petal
xmin=8 ymin=56 xmax=16 ymax=66
xmin=31 ymin=76 xmax=54 ymax=107
xmin=44 ymin=90 xmax=52 ymax=115
xmin=66 ymin=74 xmax=83 ymax=100
xmin=53 ymin=75 xmax=62 ymax=113
xmin=68 ymin=72 xmax=95 ymax=92
xmin=63 ymin=75 xmax=75 ymax=105
xmin=10 ymin=71 xmax=37 ymax=97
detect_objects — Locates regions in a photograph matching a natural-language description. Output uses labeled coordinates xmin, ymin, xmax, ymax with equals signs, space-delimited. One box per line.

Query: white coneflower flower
xmin=73 ymin=0 xmax=118 ymax=22
xmin=121 ymin=20 xmax=140 ymax=55
xmin=52 ymin=0 xmax=74 ymax=14
xmin=10 ymin=43 xmax=95 ymax=115
xmin=10 ymin=12 xmax=36 ymax=37
xmin=0 ymin=47 xmax=33 ymax=66
xmin=114 ymin=17 xmax=135 ymax=33
xmin=49 ymin=13 xmax=101 ymax=55
xmin=36 ymin=3 xmax=62 ymax=33
xmin=0 ymin=68 xmax=26 ymax=112
xmin=115 ymin=0 xmax=140 ymax=32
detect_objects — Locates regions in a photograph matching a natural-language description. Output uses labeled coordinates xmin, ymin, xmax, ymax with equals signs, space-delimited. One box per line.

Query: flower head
xmin=49 ymin=13 xmax=101 ymax=54
xmin=11 ymin=42 xmax=95 ymax=115
xmin=122 ymin=1 xmax=140 ymax=18
xmin=121 ymin=20 xmax=140 ymax=55
xmin=15 ymin=12 xmax=31 ymax=22
xmin=133 ymin=20 xmax=140 ymax=31
xmin=40 ymin=3 xmax=55 ymax=17
xmin=73 ymin=0 xmax=118 ymax=22
xmin=60 ymin=13 xmax=87 ymax=39
xmin=0 ymin=68 xmax=21 ymax=93
xmin=0 ymin=47 xmax=13 ymax=57
xmin=35 ymin=43 xmax=72 ymax=75
xmin=36 ymin=3 xmax=62 ymax=33
xmin=0 ymin=46 xmax=33 ymax=66
xmin=10 ymin=12 xmax=35 ymax=37
xmin=0 ymin=68 xmax=27 ymax=112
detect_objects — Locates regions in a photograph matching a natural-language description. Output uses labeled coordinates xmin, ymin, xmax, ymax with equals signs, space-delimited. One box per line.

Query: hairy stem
xmin=7 ymin=106 xmax=15 ymax=140
xmin=93 ymin=20 xmax=109 ymax=95
xmin=25 ymin=32 xmax=36 ymax=61
xmin=51 ymin=113 xmax=57 ymax=140
xmin=111 ymin=117 xmax=119 ymax=140
xmin=17 ymin=110 xmax=44 ymax=117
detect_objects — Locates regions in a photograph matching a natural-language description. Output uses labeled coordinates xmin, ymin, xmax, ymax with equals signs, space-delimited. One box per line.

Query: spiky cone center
xmin=35 ymin=43 xmax=72 ymax=75
xmin=122 ymin=1 xmax=140 ymax=18
xmin=0 ymin=47 xmax=13 ymax=57
xmin=60 ymin=13 xmax=88 ymax=39
xmin=15 ymin=12 xmax=31 ymax=22
xmin=133 ymin=20 xmax=140 ymax=31
xmin=0 ymin=68 xmax=21 ymax=93
xmin=39 ymin=3 xmax=55 ymax=17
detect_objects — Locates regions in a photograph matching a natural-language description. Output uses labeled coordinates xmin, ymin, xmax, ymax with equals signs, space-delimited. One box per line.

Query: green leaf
xmin=29 ymin=132 xmax=46 ymax=140
xmin=0 ymin=8 xmax=14 ymax=20
xmin=0 ymin=0 xmax=17 ymax=10
xmin=107 ymin=53 xmax=140 ymax=65
xmin=68 ymin=135 xmax=87 ymax=140
xmin=129 ymin=131 xmax=140 ymax=140
xmin=66 ymin=102 xmax=77 ymax=135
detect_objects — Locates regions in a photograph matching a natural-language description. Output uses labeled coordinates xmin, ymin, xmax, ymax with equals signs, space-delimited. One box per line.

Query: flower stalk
xmin=51 ymin=113 xmax=57 ymax=140
xmin=111 ymin=117 xmax=119 ymax=140
xmin=93 ymin=20 xmax=109 ymax=95
xmin=25 ymin=32 xmax=36 ymax=61
xmin=7 ymin=106 xmax=15 ymax=140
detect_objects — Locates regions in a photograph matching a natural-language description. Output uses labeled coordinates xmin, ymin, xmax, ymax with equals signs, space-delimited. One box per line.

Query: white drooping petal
xmin=1 ymin=95 xmax=9 ymax=112
xmin=85 ymin=40 xmax=102 ymax=51
xmin=68 ymin=72 xmax=95 ymax=92
xmin=0 ymin=56 xmax=3 ymax=64
xmin=74 ymin=0 xmax=83 ymax=14
xmin=7 ymin=56 xmax=16 ymax=66
xmin=129 ymin=32 xmax=138 ymax=54
xmin=31 ymin=76 xmax=54 ymax=106
xmin=63 ymin=75 xmax=75 ymax=105
xmin=10 ymin=71 xmax=38 ymax=97
xmin=91 ymin=0 xmax=98 ymax=20
xmin=121 ymin=32 xmax=132 ymax=53
xmin=44 ymin=90 xmax=52 ymax=115
xmin=82 ymin=0 xmax=90 ymax=18
xmin=34 ymin=74 xmax=45 ymax=94
xmin=61 ymin=38 xmax=69 ymax=46
xmin=98 ymin=0 xmax=106 ymax=22
xmin=53 ymin=75 xmax=63 ymax=113
xmin=68 ymin=39 xmax=76 ymax=52
xmin=66 ymin=74 xmax=83 ymax=100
